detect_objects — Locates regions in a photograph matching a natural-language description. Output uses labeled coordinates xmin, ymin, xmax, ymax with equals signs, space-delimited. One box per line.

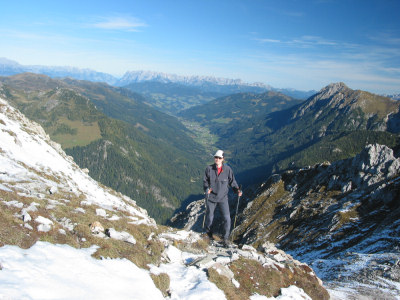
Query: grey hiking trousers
xmin=205 ymin=200 xmax=231 ymax=240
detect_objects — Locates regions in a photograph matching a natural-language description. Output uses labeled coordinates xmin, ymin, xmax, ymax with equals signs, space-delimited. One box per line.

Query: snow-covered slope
xmin=0 ymin=98 xmax=153 ymax=223
xmin=0 ymin=97 xmax=328 ymax=299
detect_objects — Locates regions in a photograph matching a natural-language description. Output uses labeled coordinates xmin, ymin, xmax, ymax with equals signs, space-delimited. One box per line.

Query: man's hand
xmin=238 ymin=190 xmax=243 ymax=197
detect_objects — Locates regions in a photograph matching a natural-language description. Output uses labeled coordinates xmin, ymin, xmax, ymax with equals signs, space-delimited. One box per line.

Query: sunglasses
xmin=214 ymin=156 xmax=223 ymax=160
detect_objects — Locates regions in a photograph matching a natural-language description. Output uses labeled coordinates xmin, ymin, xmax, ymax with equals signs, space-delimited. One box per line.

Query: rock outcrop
xmin=171 ymin=143 xmax=400 ymax=298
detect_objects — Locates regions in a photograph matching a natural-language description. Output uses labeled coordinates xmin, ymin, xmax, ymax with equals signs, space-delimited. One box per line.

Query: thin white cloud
xmin=299 ymin=35 xmax=338 ymax=46
xmin=92 ymin=16 xmax=147 ymax=32
xmin=380 ymin=67 xmax=400 ymax=74
xmin=254 ymin=38 xmax=281 ymax=43
xmin=286 ymin=35 xmax=340 ymax=47
xmin=282 ymin=10 xmax=304 ymax=17
xmin=254 ymin=35 xmax=340 ymax=47
xmin=367 ymin=32 xmax=400 ymax=46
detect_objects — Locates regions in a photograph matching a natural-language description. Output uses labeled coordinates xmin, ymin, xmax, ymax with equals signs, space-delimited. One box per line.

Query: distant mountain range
xmin=0 ymin=57 xmax=316 ymax=103
xmin=119 ymin=71 xmax=316 ymax=106
xmin=118 ymin=70 xmax=270 ymax=88
xmin=0 ymin=57 xmax=117 ymax=85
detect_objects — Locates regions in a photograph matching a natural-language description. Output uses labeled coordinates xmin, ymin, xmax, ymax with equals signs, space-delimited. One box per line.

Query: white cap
xmin=214 ymin=150 xmax=224 ymax=158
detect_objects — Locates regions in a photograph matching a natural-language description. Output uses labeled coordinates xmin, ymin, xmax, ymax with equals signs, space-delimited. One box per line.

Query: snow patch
xmin=0 ymin=242 xmax=163 ymax=299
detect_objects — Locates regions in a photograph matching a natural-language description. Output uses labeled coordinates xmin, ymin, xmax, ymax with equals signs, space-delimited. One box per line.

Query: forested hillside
xmin=0 ymin=73 xmax=206 ymax=223
xmin=61 ymin=78 xmax=205 ymax=158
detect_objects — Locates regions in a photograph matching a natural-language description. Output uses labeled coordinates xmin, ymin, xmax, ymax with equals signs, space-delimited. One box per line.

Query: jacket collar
xmin=213 ymin=163 xmax=224 ymax=172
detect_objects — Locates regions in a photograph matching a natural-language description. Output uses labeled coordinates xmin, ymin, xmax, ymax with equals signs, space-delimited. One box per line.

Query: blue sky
xmin=1 ymin=0 xmax=399 ymax=94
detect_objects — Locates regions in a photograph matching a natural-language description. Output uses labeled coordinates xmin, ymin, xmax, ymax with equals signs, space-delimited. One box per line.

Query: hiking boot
xmin=206 ymin=231 xmax=214 ymax=240
xmin=222 ymin=239 xmax=233 ymax=248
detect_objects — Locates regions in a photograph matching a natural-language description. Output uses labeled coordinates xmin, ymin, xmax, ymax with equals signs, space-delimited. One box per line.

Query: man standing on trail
xmin=203 ymin=150 xmax=242 ymax=247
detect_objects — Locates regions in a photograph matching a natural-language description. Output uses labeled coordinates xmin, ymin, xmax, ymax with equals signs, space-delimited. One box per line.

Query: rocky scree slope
xmin=0 ymin=97 xmax=328 ymax=299
xmin=233 ymin=143 xmax=400 ymax=299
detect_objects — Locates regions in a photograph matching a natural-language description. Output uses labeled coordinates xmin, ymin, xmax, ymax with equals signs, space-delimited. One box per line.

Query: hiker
xmin=203 ymin=149 xmax=242 ymax=247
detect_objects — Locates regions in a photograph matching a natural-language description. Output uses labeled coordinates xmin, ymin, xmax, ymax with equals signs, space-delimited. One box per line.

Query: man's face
xmin=214 ymin=156 xmax=223 ymax=165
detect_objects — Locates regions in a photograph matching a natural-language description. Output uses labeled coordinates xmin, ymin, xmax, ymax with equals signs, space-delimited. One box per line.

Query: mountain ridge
xmin=293 ymin=82 xmax=399 ymax=123
xmin=119 ymin=70 xmax=316 ymax=101
xmin=0 ymin=58 xmax=117 ymax=85
xmin=117 ymin=70 xmax=272 ymax=89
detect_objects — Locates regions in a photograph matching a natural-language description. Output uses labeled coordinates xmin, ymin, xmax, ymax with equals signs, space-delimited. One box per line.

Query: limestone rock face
xmin=169 ymin=198 xmax=206 ymax=231
xmin=325 ymin=143 xmax=400 ymax=191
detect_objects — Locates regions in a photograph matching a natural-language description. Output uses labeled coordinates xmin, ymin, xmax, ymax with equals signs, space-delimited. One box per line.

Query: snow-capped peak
xmin=117 ymin=70 xmax=271 ymax=89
